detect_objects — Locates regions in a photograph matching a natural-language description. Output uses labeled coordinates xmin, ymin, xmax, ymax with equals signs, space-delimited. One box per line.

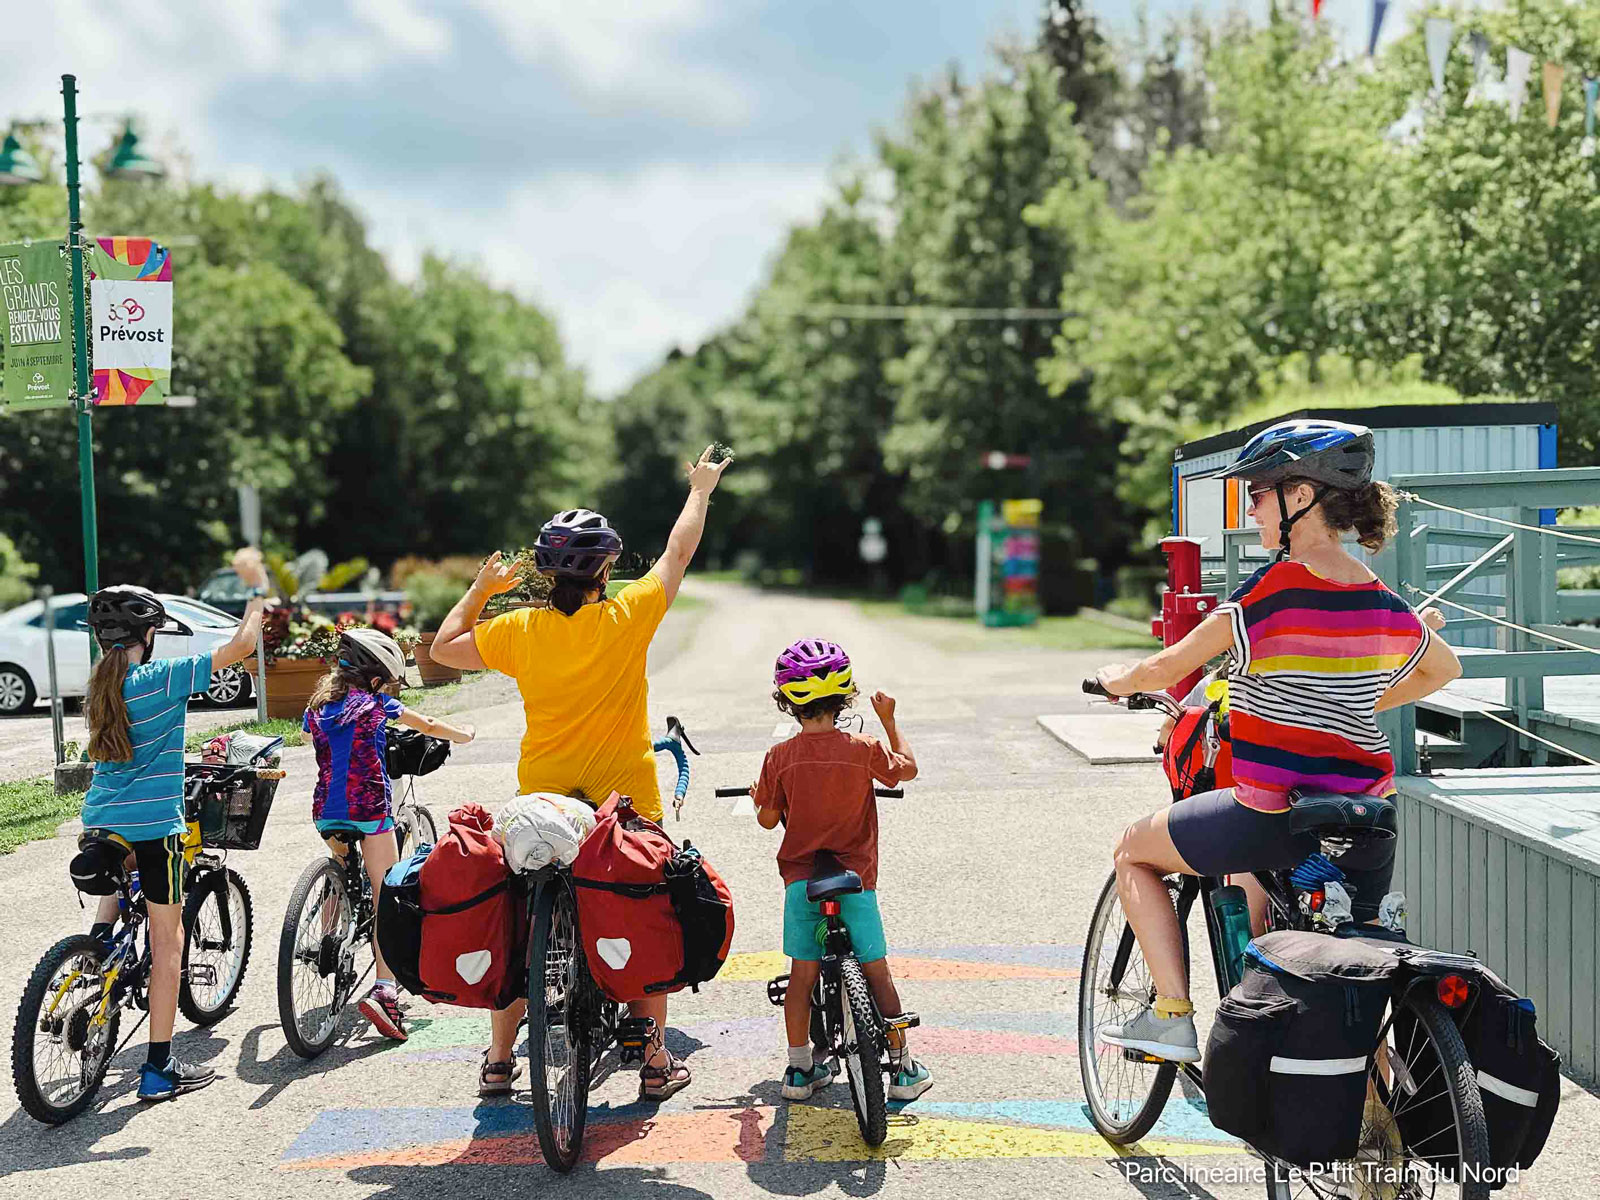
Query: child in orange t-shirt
xmin=753 ymin=638 xmax=932 ymax=1103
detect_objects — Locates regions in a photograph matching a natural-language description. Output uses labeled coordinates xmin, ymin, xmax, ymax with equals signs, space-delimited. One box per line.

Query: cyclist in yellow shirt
xmin=430 ymin=445 xmax=730 ymax=1101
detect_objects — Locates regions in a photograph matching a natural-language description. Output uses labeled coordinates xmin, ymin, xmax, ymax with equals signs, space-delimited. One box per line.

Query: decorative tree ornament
xmin=1466 ymin=33 xmax=1491 ymax=106
xmin=1425 ymin=18 xmax=1454 ymax=96
xmin=1367 ymin=0 xmax=1389 ymax=58
xmin=1582 ymin=76 xmax=1598 ymax=157
xmin=1506 ymin=47 xmax=1533 ymax=122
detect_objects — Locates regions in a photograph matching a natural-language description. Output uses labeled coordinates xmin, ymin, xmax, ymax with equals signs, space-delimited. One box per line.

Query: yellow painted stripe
xmin=720 ymin=951 xmax=791 ymax=981
xmin=782 ymin=1107 xmax=1241 ymax=1163
xmin=1252 ymin=654 xmax=1409 ymax=675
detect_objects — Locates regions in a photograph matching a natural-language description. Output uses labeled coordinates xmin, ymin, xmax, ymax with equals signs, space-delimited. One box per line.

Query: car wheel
xmin=0 ymin=664 xmax=37 ymax=715
xmin=204 ymin=666 xmax=247 ymax=707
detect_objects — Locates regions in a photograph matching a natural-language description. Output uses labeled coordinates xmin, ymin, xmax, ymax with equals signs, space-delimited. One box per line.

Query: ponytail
xmin=548 ymin=578 xmax=600 ymax=617
xmin=1320 ymin=480 xmax=1399 ymax=554
xmin=307 ymin=663 xmax=369 ymax=714
xmin=86 ymin=645 xmax=135 ymax=763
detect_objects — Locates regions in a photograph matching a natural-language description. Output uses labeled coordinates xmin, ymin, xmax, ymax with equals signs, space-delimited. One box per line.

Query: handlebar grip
xmin=875 ymin=788 xmax=903 ymax=799
xmin=256 ymin=769 xmax=287 ymax=781
xmin=1082 ymin=678 xmax=1111 ymax=698
xmin=714 ymin=786 xmax=751 ymax=798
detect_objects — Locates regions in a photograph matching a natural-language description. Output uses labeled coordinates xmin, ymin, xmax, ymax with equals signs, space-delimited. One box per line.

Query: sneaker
xmin=358 ymin=987 xmax=408 ymax=1041
xmin=1098 ymin=1008 xmax=1200 ymax=1063
xmin=137 ymin=1056 xmax=217 ymax=1102
xmin=889 ymin=1058 xmax=934 ymax=1101
xmin=781 ymin=1060 xmax=836 ymax=1100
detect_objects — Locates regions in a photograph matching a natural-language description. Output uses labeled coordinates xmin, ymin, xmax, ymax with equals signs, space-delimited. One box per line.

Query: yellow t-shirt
xmin=474 ymin=573 xmax=669 ymax=822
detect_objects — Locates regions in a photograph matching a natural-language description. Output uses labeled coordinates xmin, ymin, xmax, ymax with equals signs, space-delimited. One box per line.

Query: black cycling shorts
xmin=103 ymin=834 xmax=185 ymax=906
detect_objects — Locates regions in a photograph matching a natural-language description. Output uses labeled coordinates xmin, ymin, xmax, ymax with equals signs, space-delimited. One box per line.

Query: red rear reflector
xmin=1308 ymin=889 xmax=1326 ymax=913
xmin=820 ymin=900 xmax=841 ymax=916
xmin=1437 ymin=974 xmax=1471 ymax=1009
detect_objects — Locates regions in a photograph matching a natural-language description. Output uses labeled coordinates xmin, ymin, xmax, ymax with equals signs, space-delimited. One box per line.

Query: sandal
xmin=479 ymin=1050 xmax=523 ymax=1097
xmin=639 ymin=1051 xmax=691 ymax=1101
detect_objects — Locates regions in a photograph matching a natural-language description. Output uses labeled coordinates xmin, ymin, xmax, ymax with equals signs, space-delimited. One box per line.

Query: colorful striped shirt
xmin=82 ymin=652 xmax=213 ymax=840
xmin=1218 ymin=562 xmax=1430 ymax=813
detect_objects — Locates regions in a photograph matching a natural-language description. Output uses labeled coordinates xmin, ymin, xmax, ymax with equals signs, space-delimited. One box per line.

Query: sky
xmin=0 ymin=0 xmax=1426 ymax=395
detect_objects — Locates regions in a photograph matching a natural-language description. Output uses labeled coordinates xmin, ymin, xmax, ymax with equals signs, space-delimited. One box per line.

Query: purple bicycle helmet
xmin=534 ymin=509 xmax=623 ymax=579
xmin=774 ymin=638 xmax=856 ymax=704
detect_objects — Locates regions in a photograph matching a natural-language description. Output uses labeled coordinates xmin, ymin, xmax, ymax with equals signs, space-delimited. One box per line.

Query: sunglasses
xmin=1246 ymin=484 xmax=1276 ymax=505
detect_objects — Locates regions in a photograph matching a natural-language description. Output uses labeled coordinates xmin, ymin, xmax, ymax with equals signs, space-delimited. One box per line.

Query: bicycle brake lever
xmin=666 ymin=715 xmax=700 ymax=756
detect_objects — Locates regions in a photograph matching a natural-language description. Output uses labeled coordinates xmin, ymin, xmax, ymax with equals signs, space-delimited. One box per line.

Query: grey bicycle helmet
xmin=534 ymin=509 xmax=623 ymax=579
xmin=338 ymin=628 xmax=406 ymax=686
xmin=86 ymin=585 xmax=167 ymax=650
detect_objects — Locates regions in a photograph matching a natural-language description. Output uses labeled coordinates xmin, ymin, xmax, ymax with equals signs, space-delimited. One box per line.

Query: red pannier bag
xmin=413 ymin=803 xmax=527 ymax=1008
xmin=569 ymin=793 xmax=735 ymax=1003
xmin=1163 ymin=703 xmax=1233 ymax=800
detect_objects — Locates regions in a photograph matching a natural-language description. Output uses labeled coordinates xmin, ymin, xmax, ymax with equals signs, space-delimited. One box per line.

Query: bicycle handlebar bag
xmin=1162 ymin=704 xmax=1232 ymax=800
xmin=570 ymin=792 xmax=734 ymax=1003
xmin=1202 ymin=930 xmax=1398 ymax=1169
xmin=385 ymin=727 xmax=452 ymax=778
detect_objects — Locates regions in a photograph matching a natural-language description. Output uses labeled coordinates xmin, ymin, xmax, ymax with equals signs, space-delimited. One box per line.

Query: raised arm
xmin=648 ymin=445 xmax=731 ymax=606
xmin=1094 ymin=610 xmax=1234 ymax=698
xmin=212 ymin=548 xmax=269 ymax=670
xmin=429 ymin=553 xmax=520 ymax=670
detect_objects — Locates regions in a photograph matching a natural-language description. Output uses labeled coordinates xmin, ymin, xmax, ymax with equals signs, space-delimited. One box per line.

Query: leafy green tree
xmin=0 ymin=533 xmax=38 ymax=609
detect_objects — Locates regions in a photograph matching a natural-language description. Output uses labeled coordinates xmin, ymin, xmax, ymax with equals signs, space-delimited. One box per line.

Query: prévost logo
xmin=25 ymin=370 xmax=48 ymax=394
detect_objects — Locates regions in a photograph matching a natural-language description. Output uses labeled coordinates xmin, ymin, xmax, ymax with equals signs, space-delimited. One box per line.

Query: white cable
xmin=1400 ymin=492 xmax=1600 ymax=548
xmin=1469 ymin=707 xmax=1599 ymax=767
xmin=1403 ymin=585 xmax=1600 ymax=658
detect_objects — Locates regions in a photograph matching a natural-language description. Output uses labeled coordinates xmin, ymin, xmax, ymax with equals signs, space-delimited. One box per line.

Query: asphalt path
xmin=2 ymin=581 xmax=1596 ymax=1198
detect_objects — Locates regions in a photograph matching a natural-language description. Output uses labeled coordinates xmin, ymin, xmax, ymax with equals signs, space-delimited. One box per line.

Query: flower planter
xmin=414 ymin=631 xmax=463 ymax=687
xmin=264 ymin=657 xmax=331 ymax=720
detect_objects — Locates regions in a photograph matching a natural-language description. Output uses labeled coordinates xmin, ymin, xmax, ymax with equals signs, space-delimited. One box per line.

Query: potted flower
xmin=260 ymin=609 xmax=420 ymax=718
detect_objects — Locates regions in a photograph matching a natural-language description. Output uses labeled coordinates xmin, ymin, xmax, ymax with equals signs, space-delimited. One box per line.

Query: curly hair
xmin=1318 ymin=480 xmax=1400 ymax=553
xmin=772 ymin=689 xmax=856 ymax=723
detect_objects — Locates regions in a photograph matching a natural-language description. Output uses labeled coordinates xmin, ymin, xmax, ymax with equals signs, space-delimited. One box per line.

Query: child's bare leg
xmin=860 ymin=958 xmax=906 ymax=1057
xmin=785 ymin=959 xmax=822 ymax=1050
xmin=362 ymin=831 xmax=399 ymax=980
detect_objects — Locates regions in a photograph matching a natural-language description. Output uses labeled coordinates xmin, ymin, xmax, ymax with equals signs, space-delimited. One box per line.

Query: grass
xmin=0 ymin=776 xmax=84 ymax=856
xmin=856 ymin=599 xmax=1158 ymax=653
xmin=184 ymin=717 xmax=305 ymax=753
xmin=400 ymin=679 xmax=464 ymax=709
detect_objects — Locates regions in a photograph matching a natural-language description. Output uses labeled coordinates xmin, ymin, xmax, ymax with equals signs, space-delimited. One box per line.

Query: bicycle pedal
xmin=766 ymin=975 xmax=789 ymax=1007
xmin=186 ymin=965 xmax=218 ymax=987
xmin=1121 ymin=1047 xmax=1164 ymax=1064
xmin=616 ymin=1016 xmax=657 ymax=1065
xmin=883 ymin=1011 xmax=920 ymax=1032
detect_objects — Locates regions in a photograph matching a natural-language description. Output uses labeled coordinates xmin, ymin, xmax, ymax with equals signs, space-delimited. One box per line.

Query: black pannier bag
xmin=1203 ymin=930 xmax=1398 ymax=1168
xmin=386 ymin=727 xmax=452 ymax=778
xmin=1387 ymin=953 xmax=1561 ymax=1186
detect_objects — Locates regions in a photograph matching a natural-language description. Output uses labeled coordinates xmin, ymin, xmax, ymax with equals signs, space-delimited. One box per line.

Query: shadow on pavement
xmin=233 ymin=1018 xmax=399 ymax=1110
xmin=349 ymin=1163 xmax=717 ymax=1199
xmin=731 ymin=1080 xmax=889 ymax=1198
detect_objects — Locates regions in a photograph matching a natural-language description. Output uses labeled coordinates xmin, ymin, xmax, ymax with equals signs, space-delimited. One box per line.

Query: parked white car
xmin=0 ymin=593 xmax=254 ymax=716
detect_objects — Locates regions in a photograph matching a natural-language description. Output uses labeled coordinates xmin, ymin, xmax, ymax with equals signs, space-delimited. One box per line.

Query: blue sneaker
xmin=781 ymin=1060 xmax=835 ymax=1100
xmin=889 ymin=1058 xmax=934 ymax=1101
xmin=137 ymin=1056 xmax=216 ymax=1102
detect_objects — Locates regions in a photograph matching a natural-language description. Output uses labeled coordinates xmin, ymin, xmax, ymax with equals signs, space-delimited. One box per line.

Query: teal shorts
xmin=782 ymin=880 xmax=888 ymax=964
xmin=315 ymin=816 xmax=393 ymax=838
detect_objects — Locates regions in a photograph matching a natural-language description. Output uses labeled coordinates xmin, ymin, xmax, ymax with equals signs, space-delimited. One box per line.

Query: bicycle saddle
xmin=807 ymin=852 xmax=863 ymax=902
xmin=1287 ymin=790 xmax=1397 ymax=841
xmin=71 ymin=832 xmax=131 ymax=895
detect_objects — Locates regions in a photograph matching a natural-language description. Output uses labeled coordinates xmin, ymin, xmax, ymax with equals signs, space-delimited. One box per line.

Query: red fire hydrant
xmin=1150 ymin=537 xmax=1219 ymax=700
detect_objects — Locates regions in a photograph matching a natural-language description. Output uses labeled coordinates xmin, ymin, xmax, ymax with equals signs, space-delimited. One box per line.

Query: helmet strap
xmin=1274 ymin=482 xmax=1331 ymax=562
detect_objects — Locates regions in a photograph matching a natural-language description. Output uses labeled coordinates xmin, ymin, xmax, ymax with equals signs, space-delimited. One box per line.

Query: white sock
xmin=787 ymin=1044 xmax=813 ymax=1072
xmin=375 ymin=978 xmax=397 ymax=997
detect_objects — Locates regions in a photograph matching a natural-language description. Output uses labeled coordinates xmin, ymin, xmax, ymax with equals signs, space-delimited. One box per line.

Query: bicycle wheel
xmin=11 ymin=935 xmax=122 ymax=1124
xmin=1265 ymin=990 xmax=1492 ymax=1200
xmin=408 ymin=804 xmax=438 ymax=850
xmin=278 ymin=857 xmax=357 ymax=1058
xmin=839 ymin=956 xmax=888 ymax=1147
xmin=528 ymin=875 xmax=592 ymax=1173
xmin=1078 ymin=869 xmax=1180 ymax=1145
xmin=180 ymin=867 xmax=253 ymax=1025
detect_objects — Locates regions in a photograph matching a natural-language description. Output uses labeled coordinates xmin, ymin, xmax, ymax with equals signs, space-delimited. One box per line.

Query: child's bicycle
xmin=10 ymin=750 xmax=282 ymax=1124
xmin=525 ymin=718 xmax=699 ymax=1173
xmin=275 ymin=732 xmax=442 ymax=1058
xmin=1078 ymin=679 xmax=1493 ymax=1199
xmin=714 ymin=781 xmax=909 ymax=1147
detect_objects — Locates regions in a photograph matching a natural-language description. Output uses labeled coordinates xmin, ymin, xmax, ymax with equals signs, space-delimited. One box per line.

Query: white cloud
xmin=357 ymin=161 xmax=835 ymax=394
xmin=353 ymin=0 xmax=453 ymax=57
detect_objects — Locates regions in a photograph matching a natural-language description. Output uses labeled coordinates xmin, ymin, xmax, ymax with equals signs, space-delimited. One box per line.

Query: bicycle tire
xmin=11 ymin=935 xmax=121 ymax=1124
xmin=410 ymin=805 xmax=438 ymax=848
xmin=529 ymin=875 xmax=592 ymax=1173
xmin=180 ymin=867 xmax=253 ymax=1025
xmin=839 ymin=956 xmax=888 ymax=1147
xmin=1078 ymin=869 xmax=1179 ymax=1145
xmin=278 ymin=857 xmax=354 ymax=1059
xmin=1263 ymin=990 xmax=1492 ymax=1200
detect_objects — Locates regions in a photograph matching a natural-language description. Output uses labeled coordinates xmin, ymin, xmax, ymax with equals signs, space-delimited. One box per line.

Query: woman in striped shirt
xmin=1096 ymin=420 xmax=1462 ymax=1063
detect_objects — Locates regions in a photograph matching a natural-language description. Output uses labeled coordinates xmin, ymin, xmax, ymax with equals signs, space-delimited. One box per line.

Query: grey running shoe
xmin=1099 ymin=1009 xmax=1200 ymax=1063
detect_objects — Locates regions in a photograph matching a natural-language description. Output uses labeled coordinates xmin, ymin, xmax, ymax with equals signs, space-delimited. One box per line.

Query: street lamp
xmin=0 ymin=79 xmax=167 ymax=612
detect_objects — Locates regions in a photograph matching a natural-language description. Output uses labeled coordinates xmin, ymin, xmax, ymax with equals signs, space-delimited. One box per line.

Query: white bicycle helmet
xmin=339 ymin=628 xmax=406 ymax=686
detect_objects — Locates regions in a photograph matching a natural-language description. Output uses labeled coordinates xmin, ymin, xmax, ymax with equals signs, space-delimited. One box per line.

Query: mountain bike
xmin=716 ymin=786 xmax=910 ymax=1147
xmin=525 ymin=717 xmax=699 ymax=1173
xmin=1078 ymin=680 xmax=1492 ymax=1199
xmin=276 ymin=736 xmax=440 ymax=1059
xmin=11 ymin=756 xmax=279 ymax=1124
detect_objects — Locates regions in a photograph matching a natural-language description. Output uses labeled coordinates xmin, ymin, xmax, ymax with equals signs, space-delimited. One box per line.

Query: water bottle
xmin=1209 ymin=885 xmax=1254 ymax=992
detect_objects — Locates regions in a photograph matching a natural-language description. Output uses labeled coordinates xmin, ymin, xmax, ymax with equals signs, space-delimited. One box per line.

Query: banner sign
xmin=0 ymin=241 xmax=71 ymax=411
xmin=975 ymin=498 xmax=1042 ymax=628
xmin=91 ymin=237 xmax=172 ymax=406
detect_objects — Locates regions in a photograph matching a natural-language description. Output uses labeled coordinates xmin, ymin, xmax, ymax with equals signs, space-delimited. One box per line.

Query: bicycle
xmin=275 ymin=729 xmax=442 ymax=1059
xmin=1077 ymin=679 xmax=1492 ymax=1199
xmin=524 ymin=717 xmax=699 ymax=1173
xmin=11 ymin=751 xmax=280 ymax=1124
xmin=711 ymin=781 xmax=911 ymax=1147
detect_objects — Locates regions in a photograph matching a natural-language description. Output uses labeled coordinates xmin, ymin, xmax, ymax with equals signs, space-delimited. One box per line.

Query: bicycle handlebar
xmin=653 ymin=715 xmax=700 ymax=820
xmin=715 ymin=786 xmax=903 ymax=799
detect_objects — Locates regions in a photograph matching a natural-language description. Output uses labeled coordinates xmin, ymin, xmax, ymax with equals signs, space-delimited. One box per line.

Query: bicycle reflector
xmin=1307 ymin=889 xmax=1327 ymax=913
xmin=820 ymin=900 xmax=842 ymax=916
xmin=1436 ymin=974 xmax=1472 ymax=1009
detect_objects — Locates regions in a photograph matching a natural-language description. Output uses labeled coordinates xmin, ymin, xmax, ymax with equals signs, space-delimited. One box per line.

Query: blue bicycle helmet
xmin=1221 ymin=419 xmax=1376 ymax=560
xmin=534 ymin=509 xmax=623 ymax=579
